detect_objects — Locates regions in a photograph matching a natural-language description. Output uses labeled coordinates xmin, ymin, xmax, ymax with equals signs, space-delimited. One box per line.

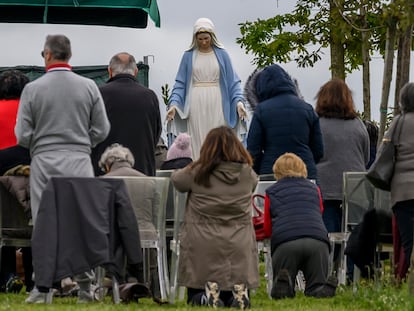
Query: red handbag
xmin=252 ymin=194 xmax=266 ymax=241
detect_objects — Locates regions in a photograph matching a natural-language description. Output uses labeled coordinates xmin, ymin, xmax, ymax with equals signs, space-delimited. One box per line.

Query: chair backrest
xmin=342 ymin=172 xmax=375 ymax=231
xmin=159 ymin=170 xmax=188 ymax=303
xmin=255 ymin=180 xmax=275 ymax=195
xmin=0 ymin=180 xmax=32 ymax=244
xmin=114 ymin=176 xmax=170 ymax=244
xmin=155 ymin=170 xmax=175 ymax=221
xmin=116 ymin=176 xmax=170 ymax=300
xmin=252 ymin=180 xmax=275 ymax=213
xmin=374 ymin=188 xmax=391 ymax=211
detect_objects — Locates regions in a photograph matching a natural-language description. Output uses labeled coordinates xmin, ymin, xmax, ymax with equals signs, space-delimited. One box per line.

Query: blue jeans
xmin=322 ymin=200 xmax=342 ymax=264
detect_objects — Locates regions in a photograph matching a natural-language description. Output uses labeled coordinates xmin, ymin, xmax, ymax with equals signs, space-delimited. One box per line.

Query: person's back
xmin=266 ymin=177 xmax=328 ymax=252
xmin=15 ymin=34 xmax=110 ymax=304
xmin=160 ymin=132 xmax=193 ymax=170
xmin=263 ymin=153 xmax=335 ymax=299
xmin=98 ymin=143 xmax=161 ymax=298
xmin=0 ymin=70 xmax=29 ymax=149
xmin=317 ymin=117 xmax=369 ymax=199
xmin=20 ymin=71 xmax=107 ymax=156
xmin=91 ymin=52 xmax=161 ymax=176
xmin=314 ymin=79 xmax=369 ymax=236
xmin=171 ymin=126 xmax=259 ymax=309
xmin=0 ymin=70 xmax=31 ymax=175
xmin=246 ymin=64 xmax=323 ymax=180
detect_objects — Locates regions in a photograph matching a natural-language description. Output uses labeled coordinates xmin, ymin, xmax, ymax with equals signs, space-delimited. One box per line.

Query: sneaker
xmin=78 ymin=289 xmax=94 ymax=303
xmin=25 ymin=287 xmax=53 ymax=304
xmin=312 ymin=275 xmax=338 ymax=298
xmin=205 ymin=281 xmax=224 ymax=308
xmin=5 ymin=275 xmax=24 ymax=293
xmin=231 ymin=283 xmax=250 ymax=310
xmin=271 ymin=269 xmax=295 ymax=299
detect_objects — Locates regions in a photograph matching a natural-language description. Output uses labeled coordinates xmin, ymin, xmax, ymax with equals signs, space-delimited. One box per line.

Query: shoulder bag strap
xmin=391 ymin=114 xmax=405 ymax=146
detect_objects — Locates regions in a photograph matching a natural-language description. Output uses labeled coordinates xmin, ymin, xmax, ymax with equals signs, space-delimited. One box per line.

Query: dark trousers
xmin=272 ymin=238 xmax=329 ymax=296
xmin=0 ymin=247 xmax=16 ymax=290
xmin=393 ymin=199 xmax=414 ymax=277
xmin=322 ymin=200 xmax=342 ymax=233
xmin=21 ymin=247 xmax=34 ymax=291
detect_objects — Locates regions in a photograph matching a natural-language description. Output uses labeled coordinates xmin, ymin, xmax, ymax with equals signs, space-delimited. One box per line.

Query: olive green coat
xmin=171 ymin=161 xmax=259 ymax=290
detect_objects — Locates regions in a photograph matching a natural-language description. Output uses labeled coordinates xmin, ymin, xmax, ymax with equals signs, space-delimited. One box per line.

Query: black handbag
xmin=366 ymin=114 xmax=404 ymax=191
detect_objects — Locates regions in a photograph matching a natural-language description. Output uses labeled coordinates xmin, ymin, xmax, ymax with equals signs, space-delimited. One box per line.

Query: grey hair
xmin=98 ymin=143 xmax=135 ymax=171
xmin=399 ymin=82 xmax=414 ymax=113
xmin=44 ymin=34 xmax=72 ymax=61
xmin=109 ymin=53 xmax=137 ymax=76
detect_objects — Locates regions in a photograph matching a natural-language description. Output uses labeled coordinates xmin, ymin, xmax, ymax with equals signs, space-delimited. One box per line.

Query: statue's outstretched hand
xmin=166 ymin=106 xmax=176 ymax=122
xmin=237 ymin=102 xmax=247 ymax=121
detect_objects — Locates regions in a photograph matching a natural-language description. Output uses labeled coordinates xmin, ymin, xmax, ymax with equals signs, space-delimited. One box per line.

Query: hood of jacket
xmin=244 ymin=64 xmax=300 ymax=111
xmin=212 ymin=162 xmax=245 ymax=185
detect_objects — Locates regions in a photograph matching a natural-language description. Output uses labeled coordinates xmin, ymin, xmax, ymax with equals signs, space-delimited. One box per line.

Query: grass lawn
xmin=1 ymin=278 xmax=413 ymax=310
xmin=2 ymin=262 xmax=413 ymax=310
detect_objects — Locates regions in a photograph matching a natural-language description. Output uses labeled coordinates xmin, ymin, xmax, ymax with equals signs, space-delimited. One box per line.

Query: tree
xmin=237 ymin=0 xmax=385 ymax=122
xmin=237 ymin=0 xmax=414 ymax=140
xmin=378 ymin=10 xmax=397 ymax=144
xmin=237 ymin=0 xmax=382 ymax=79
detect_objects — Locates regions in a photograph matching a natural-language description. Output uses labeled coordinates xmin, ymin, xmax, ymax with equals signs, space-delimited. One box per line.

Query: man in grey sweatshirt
xmin=15 ymin=34 xmax=110 ymax=304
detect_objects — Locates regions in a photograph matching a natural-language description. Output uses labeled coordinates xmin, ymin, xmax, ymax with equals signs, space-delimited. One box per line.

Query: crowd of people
xmin=0 ymin=15 xmax=411 ymax=309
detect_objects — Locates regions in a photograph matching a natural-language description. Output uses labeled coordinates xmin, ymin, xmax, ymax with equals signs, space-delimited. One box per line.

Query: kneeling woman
xmin=171 ymin=126 xmax=259 ymax=309
xmin=264 ymin=153 xmax=337 ymax=299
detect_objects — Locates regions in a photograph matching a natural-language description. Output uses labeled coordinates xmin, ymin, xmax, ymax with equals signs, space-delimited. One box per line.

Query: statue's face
xmin=196 ymin=32 xmax=212 ymax=52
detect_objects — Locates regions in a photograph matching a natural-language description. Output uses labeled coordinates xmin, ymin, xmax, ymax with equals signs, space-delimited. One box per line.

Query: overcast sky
xmin=0 ymin=0 xmax=405 ymax=123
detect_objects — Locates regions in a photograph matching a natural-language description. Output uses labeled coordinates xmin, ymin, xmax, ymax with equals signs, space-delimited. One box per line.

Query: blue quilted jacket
xmin=266 ymin=177 xmax=330 ymax=253
xmin=246 ymin=64 xmax=324 ymax=180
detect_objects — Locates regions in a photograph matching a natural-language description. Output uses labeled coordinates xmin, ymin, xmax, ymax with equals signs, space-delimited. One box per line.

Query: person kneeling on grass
xmin=263 ymin=152 xmax=337 ymax=299
xmin=171 ymin=126 xmax=259 ymax=309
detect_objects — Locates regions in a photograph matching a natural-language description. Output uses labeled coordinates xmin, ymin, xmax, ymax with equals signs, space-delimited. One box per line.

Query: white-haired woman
xmin=99 ymin=143 xmax=162 ymax=298
xmin=98 ymin=143 xmax=144 ymax=176
xmin=166 ymin=17 xmax=247 ymax=159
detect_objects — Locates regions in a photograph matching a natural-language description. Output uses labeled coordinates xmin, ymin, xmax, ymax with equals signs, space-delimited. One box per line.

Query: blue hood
xmin=256 ymin=64 xmax=297 ymax=102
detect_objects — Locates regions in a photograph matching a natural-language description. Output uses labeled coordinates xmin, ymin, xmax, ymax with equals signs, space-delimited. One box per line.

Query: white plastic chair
xmin=117 ymin=176 xmax=170 ymax=300
xmin=255 ymin=178 xmax=308 ymax=296
xmin=253 ymin=180 xmax=274 ymax=297
xmin=341 ymin=172 xmax=393 ymax=290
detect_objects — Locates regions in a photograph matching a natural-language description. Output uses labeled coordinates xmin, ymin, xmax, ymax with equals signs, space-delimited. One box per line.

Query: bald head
xmin=108 ymin=52 xmax=138 ymax=77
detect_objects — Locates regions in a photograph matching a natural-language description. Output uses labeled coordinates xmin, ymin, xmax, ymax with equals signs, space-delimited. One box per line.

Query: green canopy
xmin=0 ymin=63 xmax=150 ymax=87
xmin=0 ymin=0 xmax=160 ymax=28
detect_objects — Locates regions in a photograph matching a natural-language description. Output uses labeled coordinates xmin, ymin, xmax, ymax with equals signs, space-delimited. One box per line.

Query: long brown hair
xmin=315 ymin=78 xmax=357 ymax=119
xmin=191 ymin=126 xmax=253 ymax=187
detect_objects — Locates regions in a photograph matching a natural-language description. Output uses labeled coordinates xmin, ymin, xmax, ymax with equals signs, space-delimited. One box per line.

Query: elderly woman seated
xmin=98 ymin=143 xmax=146 ymax=177
xmin=98 ymin=143 xmax=161 ymax=299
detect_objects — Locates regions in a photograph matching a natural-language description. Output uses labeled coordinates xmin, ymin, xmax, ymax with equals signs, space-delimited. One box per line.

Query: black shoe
xmin=230 ymin=283 xmax=250 ymax=309
xmin=6 ymin=275 xmax=23 ymax=293
xmin=271 ymin=269 xmax=295 ymax=299
xmin=312 ymin=276 xmax=338 ymax=298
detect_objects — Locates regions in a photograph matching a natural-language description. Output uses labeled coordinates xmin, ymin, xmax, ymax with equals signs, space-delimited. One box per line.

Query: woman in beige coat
xmin=171 ymin=126 xmax=259 ymax=310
